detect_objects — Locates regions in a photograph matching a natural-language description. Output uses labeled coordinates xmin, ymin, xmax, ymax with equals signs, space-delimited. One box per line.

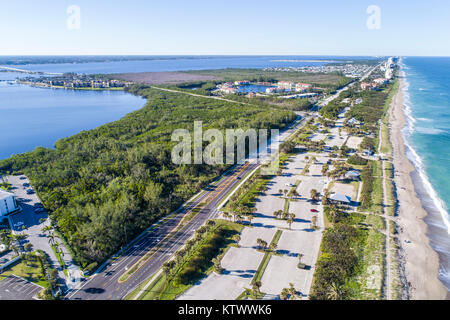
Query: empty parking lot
xmin=0 ymin=275 xmax=42 ymax=300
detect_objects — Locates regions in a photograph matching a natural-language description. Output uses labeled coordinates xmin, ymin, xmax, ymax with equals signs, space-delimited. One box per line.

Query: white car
xmin=14 ymin=222 xmax=24 ymax=227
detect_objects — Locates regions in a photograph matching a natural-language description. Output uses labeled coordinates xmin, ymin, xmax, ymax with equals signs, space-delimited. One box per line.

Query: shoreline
xmin=389 ymin=75 xmax=449 ymax=299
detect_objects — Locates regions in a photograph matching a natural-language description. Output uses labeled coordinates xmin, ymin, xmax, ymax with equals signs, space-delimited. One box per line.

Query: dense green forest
xmin=0 ymin=86 xmax=296 ymax=269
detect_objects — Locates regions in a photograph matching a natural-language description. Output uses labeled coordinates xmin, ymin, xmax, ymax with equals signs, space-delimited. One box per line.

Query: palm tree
xmin=310 ymin=189 xmax=319 ymax=201
xmin=174 ymin=250 xmax=184 ymax=264
xmin=275 ymin=210 xmax=282 ymax=219
xmin=311 ymin=215 xmax=318 ymax=229
xmin=261 ymin=240 xmax=267 ymax=250
xmin=326 ymin=282 xmax=346 ymax=300
xmin=280 ymin=288 xmax=290 ymax=300
xmin=288 ymin=283 xmax=297 ymax=299
xmin=212 ymin=257 xmax=223 ymax=273
xmin=329 ymin=206 xmax=339 ymax=223
xmin=269 ymin=242 xmax=277 ymax=252
xmin=10 ymin=244 xmax=19 ymax=256
xmin=252 ymin=280 xmax=262 ymax=296
xmin=162 ymin=262 xmax=172 ymax=277
xmin=287 ymin=217 xmax=294 ymax=229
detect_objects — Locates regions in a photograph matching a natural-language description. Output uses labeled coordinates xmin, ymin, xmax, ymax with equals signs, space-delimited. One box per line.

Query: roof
xmin=0 ymin=189 xmax=14 ymax=200
xmin=346 ymin=170 xmax=360 ymax=177
xmin=329 ymin=193 xmax=351 ymax=203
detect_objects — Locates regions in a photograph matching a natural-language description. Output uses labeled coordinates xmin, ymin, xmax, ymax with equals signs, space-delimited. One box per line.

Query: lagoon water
xmin=0 ymin=76 xmax=144 ymax=159
xmin=0 ymin=55 xmax=338 ymax=159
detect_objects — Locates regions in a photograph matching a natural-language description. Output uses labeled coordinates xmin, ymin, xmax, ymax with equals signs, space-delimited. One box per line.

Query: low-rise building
xmin=277 ymin=81 xmax=294 ymax=90
xmin=295 ymin=82 xmax=312 ymax=92
xmin=374 ymin=78 xmax=388 ymax=85
xmin=361 ymin=82 xmax=375 ymax=90
xmin=345 ymin=170 xmax=361 ymax=181
xmin=265 ymin=87 xmax=278 ymax=94
xmin=347 ymin=117 xmax=359 ymax=127
xmin=0 ymin=190 xmax=19 ymax=216
xmin=329 ymin=193 xmax=352 ymax=205
xmin=221 ymin=87 xmax=237 ymax=94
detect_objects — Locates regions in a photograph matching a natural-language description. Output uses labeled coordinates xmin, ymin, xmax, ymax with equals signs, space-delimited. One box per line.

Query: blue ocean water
xmin=401 ymin=57 xmax=450 ymax=290
xmin=401 ymin=57 xmax=450 ymax=231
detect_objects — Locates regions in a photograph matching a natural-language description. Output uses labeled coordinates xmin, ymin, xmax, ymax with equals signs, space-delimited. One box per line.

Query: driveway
xmin=4 ymin=175 xmax=83 ymax=293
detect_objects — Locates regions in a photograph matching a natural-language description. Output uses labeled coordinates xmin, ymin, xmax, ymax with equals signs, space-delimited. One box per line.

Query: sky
xmin=1 ymin=0 xmax=449 ymax=56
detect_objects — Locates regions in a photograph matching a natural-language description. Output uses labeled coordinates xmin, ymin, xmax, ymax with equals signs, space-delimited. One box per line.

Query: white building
xmin=0 ymin=190 xmax=19 ymax=216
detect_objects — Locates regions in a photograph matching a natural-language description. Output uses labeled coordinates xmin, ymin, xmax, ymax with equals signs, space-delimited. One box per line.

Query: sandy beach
xmin=389 ymin=76 xmax=448 ymax=299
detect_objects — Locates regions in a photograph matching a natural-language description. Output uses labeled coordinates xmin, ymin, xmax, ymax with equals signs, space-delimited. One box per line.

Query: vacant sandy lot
xmin=114 ymin=71 xmax=219 ymax=85
xmin=177 ymin=238 xmax=265 ymax=300
xmin=260 ymin=230 xmax=322 ymax=298
xmin=179 ymin=152 xmax=327 ymax=300
xmin=346 ymin=136 xmax=363 ymax=149
xmin=330 ymin=182 xmax=357 ymax=200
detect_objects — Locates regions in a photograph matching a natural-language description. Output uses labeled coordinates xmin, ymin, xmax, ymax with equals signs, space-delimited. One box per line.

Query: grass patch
xmin=352 ymin=228 xmax=385 ymax=300
xmin=139 ymin=219 xmax=243 ymax=300
xmin=0 ymin=254 xmax=47 ymax=288
xmin=51 ymin=244 xmax=67 ymax=276
xmin=236 ymin=288 xmax=265 ymax=300
xmin=251 ymin=230 xmax=282 ymax=285
xmin=359 ymin=161 xmax=383 ymax=214
xmin=365 ymin=214 xmax=386 ymax=231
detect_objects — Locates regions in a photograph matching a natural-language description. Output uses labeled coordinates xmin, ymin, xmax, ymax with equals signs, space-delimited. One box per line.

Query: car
xmin=19 ymin=177 xmax=26 ymax=180
xmin=285 ymin=183 xmax=294 ymax=187
xmin=310 ymin=209 xmax=319 ymax=213
xmin=14 ymin=222 xmax=24 ymax=227
xmin=34 ymin=203 xmax=43 ymax=208
xmin=26 ymin=189 xmax=34 ymax=194
xmin=22 ymin=183 xmax=30 ymax=187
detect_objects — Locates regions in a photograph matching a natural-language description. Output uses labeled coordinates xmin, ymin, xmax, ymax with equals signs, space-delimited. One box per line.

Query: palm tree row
xmin=162 ymin=219 xmax=217 ymax=278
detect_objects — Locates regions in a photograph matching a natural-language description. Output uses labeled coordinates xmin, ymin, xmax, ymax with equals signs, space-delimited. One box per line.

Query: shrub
xmin=347 ymin=155 xmax=368 ymax=166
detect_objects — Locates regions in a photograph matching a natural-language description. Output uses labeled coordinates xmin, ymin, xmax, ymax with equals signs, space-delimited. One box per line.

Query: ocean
xmin=401 ymin=57 xmax=450 ymax=290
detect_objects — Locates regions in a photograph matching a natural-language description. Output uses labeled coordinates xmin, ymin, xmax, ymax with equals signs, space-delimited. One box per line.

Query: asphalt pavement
xmin=67 ymin=162 xmax=258 ymax=300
